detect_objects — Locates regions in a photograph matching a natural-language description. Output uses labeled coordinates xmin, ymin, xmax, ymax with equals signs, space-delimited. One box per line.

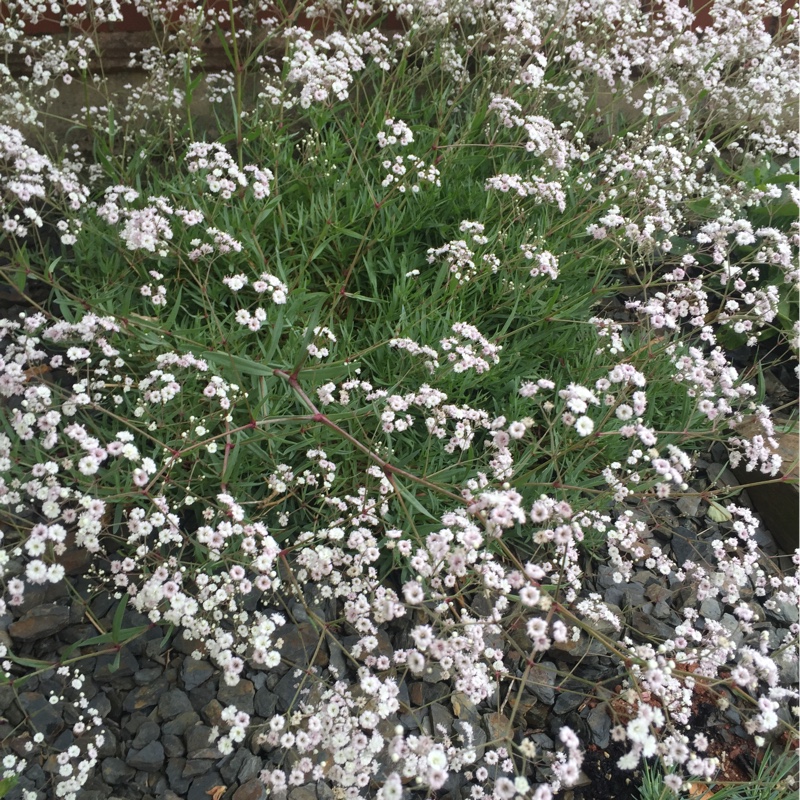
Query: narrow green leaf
xmin=201 ymin=351 xmax=278 ymax=377
xmin=111 ymin=593 xmax=130 ymax=644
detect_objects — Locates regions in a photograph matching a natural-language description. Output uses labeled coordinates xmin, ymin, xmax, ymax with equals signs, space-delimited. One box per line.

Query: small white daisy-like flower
xmin=508 ymin=420 xmax=526 ymax=439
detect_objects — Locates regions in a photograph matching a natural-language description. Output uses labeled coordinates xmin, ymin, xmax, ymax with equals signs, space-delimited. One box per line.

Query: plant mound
xmin=0 ymin=1 xmax=797 ymax=799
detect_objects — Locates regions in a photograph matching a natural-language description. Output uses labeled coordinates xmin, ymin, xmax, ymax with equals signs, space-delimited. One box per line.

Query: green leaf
xmin=3 ymin=652 xmax=52 ymax=670
xmin=0 ymin=776 xmax=19 ymax=798
xmin=707 ymin=500 xmax=732 ymax=523
xmin=201 ymin=351 xmax=278 ymax=377
xmin=393 ymin=481 xmax=438 ymax=521
xmin=60 ymin=625 xmax=150 ymax=660
xmin=108 ymin=648 xmax=122 ymax=674
xmin=334 ymin=226 xmax=366 ymax=241
xmin=222 ymin=431 xmax=243 ymax=483
xmin=111 ymin=592 xmax=130 ymax=644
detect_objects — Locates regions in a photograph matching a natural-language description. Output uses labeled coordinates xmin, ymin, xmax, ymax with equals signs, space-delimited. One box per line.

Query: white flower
xmin=626 ymin=716 xmax=650 ymax=743
xmin=427 ymin=747 xmax=447 ymax=770
xmin=574 ymin=416 xmax=594 ymax=436
xmin=508 ymin=421 xmax=526 ymax=439
xmin=25 ymin=560 xmax=48 ymax=584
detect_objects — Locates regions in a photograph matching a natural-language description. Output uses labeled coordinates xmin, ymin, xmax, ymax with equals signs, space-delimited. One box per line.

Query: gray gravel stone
xmin=94 ymin=649 xmax=138 ymax=682
xmin=101 ymin=757 xmax=136 ymax=785
xmin=162 ymin=733 xmax=185 ymax=758
xmin=327 ymin=642 xmax=347 ymax=679
xmin=288 ymin=786 xmax=316 ymax=800
xmin=126 ymin=740 xmax=165 ymax=772
xmin=630 ymin=610 xmax=675 ymax=640
xmin=707 ymin=463 xmax=739 ymax=488
xmin=525 ymin=661 xmax=557 ymax=706
xmin=720 ymin=614 xmax=744 ymax=646
xmin=201 ymin=698 xmax=224 ymax=728
xmin=254 ymin=686 xmax=277 ymax=718
xmin=676 ymin=494 xmax=702 ymax=518
xmin=185 ymin=724 xmax=223 ymax=760
xmin=162 ymin=709 xmax=200 ymax=736
xmin=166 ymin=758 xmax=191 ymax=794
xmin=133 ymin=666 xmax=162 ymax=686
xmin=651 ymin=600 xmax=669 ymax=619
xmin=189 ymin=676 xmax=218 ymax=711
xmin=483 ymin=711 xmax=513 ymax=741
xmin=182 ymin=658 xmax=214 ymax=691
xmin=430 ymin=701 xmax=454 ymax=736
xmin=218 ymin=678 xmax=255 ymax=715
xmin=453 ymin=718 xmax=486 ymax=759
xmin=221 ymin=747 xmax=263 ymax=784
xmin=586 ymin=704 xmax=611 ymax=748
xmin=131 ymin=720 xmax=161 ymax=749
xmin=18 ymin=692 xmax=63 ymax=737
xmin=87 ymin=691 xmax=112 ymax=719
xmin=274 ymin=670 xmax=306 ymax=712
xmin=234 ymin=778 xmax=268 ymax=800
xmin=605 ymin=582 xmax=646 ymax=610
xmin=8 ymin=605 xmax=69 ymax=642
xmin=700 ymin=598 xmax=723 ymax=621
xmin=671 ymin=526 xmax=713 ymax=566
xmin=158 ymin=688 xmax=194 ymax=720
xmin=267 ymin=623 xmax=328 ymax=672
xmin=187 ymin=771 xmax=224 ymax=800
xmin=553 ymin=684 xmax=584 ymax=715
xmin=122 ymin=675 xmax=170 ymax=712
xmin=767 ymin=597 xmax=799 ymax=625
xmin=183 ymin=759 xmax=216 ymax=778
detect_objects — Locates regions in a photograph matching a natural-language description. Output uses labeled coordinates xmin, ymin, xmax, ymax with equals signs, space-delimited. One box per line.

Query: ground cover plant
xmin=0 ymin=0 xmax=798 ymax=798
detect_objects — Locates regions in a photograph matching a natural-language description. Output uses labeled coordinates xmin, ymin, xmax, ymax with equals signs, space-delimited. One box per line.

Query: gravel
xmin=0 ymin=447 xmax=793 ymax=800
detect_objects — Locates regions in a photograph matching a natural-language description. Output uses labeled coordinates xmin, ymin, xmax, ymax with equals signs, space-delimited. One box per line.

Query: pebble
xmin=483 ymin=712 xmax=513 ymax=742
xmin=630 ymin=610 xmax=675 ymax=640
xmin=158 ymin=688 xmax=194 ymax=719
xmin=94 ymin=649 xmax=139 ymax=682
xmin=181 ymin=658 xmax=214 ymax=691
xmin=671 ymin=526 xmax=713 ymax=566
xmin=187 ymin=772 xmax=225 ymax=800
xmin=166 ymin=758 xmax=192 ymax=795
xmin=675 ymin=494 xmax=702 ymax=518
xmin=8 ymin=605 xmax=70 ymax=642
xmin=162 ymin=709 xmax=201 ymax=736
xmin=219 ymin=677 xmax=256 ymax=715
xmin=288 ymin=786 xmax=317 ymax=800
xmin=18 ymin=692 xmax=64 ymax=737
xmin=101 ymin=757 xmax=136 ymax=784
xmin=254 ymin=686 xmax=278 ymax=718
xmin=700 ymin=598 xmax=723 ymax=621
xmin=586 ymin=704 xmax=611 ymax=748
xmin=525 ymin=661 xmax=557 ymax=706
xmin=553 ymin=682 xmax=584 ymax=715
xmin=430 ymin=701 xmax=454 ymax=735
xmin=131 ymin=720 xmax=161 ymax=749
xmin=235 ymin=778 xmax=268 ymax=800
xmin=221 ymin=748 xmax=263 ymax=785
xmin=185 ymin=724 xmax=223 ymax=760
xmin=126 ymin=740 xmax=165 ymax=772
xmin=123 ymin=676 xmax=170 ymax=712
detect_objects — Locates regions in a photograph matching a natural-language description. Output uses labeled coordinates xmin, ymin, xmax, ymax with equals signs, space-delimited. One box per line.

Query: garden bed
xmin=0 ymin=2 xmax=798 ymax=800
